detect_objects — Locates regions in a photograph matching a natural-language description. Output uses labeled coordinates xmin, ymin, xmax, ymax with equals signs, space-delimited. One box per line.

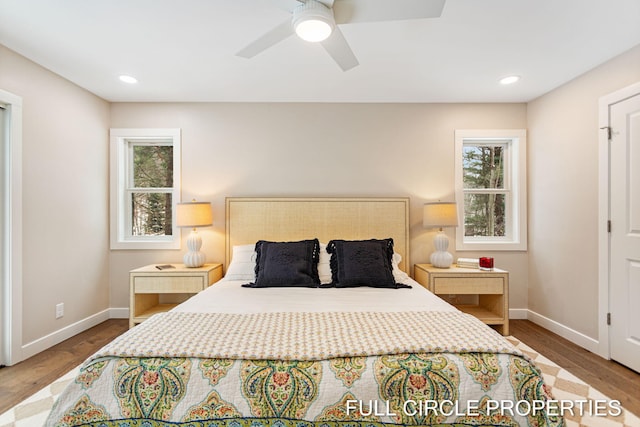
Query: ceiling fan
xmin=236 ymin=0 xmax=446 ymax=71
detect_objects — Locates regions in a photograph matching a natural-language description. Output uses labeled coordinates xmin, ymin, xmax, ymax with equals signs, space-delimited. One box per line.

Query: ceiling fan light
xmin=295 ymin=19 xmax=332 ymax=42
xmin=293 ymin=0 xmax=335 ymax=43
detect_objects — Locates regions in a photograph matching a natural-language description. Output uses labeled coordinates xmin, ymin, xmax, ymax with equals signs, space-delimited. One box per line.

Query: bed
xmin=46 ymin=197 xmax=563 ymax=427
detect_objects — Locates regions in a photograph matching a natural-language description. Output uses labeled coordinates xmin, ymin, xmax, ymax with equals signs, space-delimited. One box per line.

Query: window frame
xmin=110 ymin=128 xmax=181 ymax=250
xmin=454 ymin=129 xmax=527 ymax=251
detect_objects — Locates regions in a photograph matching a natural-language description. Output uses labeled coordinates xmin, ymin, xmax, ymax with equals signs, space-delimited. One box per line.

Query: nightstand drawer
xmin=414 ymin=264 xmax=509 ymax=335
xmin=129 ymin=263 xmax=222 ymax=329
xmin=433 ymin=277 xmax=504 ymax=294
xmin=134 ymin=276 xmax=204 ymax=293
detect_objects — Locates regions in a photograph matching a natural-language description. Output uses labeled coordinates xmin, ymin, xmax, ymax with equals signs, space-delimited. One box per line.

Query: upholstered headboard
xmin=225 ymin=197 xmax=410 ymax=272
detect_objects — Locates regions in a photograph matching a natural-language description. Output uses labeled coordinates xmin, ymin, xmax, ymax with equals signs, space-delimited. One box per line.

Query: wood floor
xmin=0 ymin=319 xmax=129 ymax=415
xmin=510 ymin=320 xmax=640 ymax=416
xmin=0 ymin=319 xmax=638 ymax=417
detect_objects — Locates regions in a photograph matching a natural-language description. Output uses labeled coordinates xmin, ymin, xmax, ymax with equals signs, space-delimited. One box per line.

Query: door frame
xmin=598 ymin=81 xmax=640 ymax=360
xmin=0 ymin=88 xmax=23 ymax=366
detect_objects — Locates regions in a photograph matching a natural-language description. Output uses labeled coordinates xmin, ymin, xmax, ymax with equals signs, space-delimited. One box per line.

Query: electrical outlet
xmin=55 ymin=303 xmax=64 ymax=319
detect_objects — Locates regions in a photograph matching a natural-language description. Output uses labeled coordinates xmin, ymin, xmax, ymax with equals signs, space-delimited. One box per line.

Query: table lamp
xmin=176 ymin=200 xmax=213 ymax=267
xmin=423 ymin=202 xmax=459 ymax=268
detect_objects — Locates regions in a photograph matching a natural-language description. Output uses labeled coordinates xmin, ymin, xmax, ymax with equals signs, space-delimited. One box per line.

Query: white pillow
xmin=225 ymin=244 xmax=257 ymax=281
xmin=392 ymin=252 xmax=410 ymax=283
xmin=318 ymin=243 xmax=332 ymax=284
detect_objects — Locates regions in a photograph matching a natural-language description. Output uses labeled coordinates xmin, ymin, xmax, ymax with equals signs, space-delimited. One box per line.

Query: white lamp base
xmin=430 ymin=231 xmax=453 ymax=268
xmin=183 ymin=229 xmax=206 ymax=268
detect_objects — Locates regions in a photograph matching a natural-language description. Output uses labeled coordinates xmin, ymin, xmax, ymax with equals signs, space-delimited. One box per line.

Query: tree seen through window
xmin=130 ymin=144 xmax=173 ymax=236
xmin=462 ymin=144 xmax=506 ymax=237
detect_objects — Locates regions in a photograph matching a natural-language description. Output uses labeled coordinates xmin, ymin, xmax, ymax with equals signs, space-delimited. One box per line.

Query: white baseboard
xmin=21 ymin=308 xmax=111 ymax=361
xmin=109 ymin=307 xmax=129 ymax=319
xmin=509 ymin=308 xmax=528 ymax=319
xmin=526 ymin=309 xmax=600 ymax=354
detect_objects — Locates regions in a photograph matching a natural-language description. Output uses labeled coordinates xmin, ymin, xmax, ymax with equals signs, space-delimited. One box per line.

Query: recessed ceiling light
xmin=499 ymin=75 xmax=520 ymax=85
xmin=119 ymin=75 xmax=138 ymax=84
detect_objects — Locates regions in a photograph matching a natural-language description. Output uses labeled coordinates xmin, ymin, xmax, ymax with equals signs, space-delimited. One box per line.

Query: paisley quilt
xmin=45 ymin=311 xmax=564 ymax=427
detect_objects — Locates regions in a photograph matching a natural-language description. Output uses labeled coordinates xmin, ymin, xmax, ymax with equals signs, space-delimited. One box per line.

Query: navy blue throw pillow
xmin=244 ymin=239 xmax=320 ymax=288
xmin=326 ymin=238 xmax=410 ymax=289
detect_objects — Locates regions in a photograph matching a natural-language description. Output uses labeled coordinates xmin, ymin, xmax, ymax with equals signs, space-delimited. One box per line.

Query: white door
xmin=609 ymin=90 xmax=640 ymax=373
xmin=0 ymin=105 xmax=5 ymax=366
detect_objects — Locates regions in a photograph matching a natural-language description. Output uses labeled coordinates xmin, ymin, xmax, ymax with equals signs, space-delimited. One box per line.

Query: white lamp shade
xmin=176 ymin=202 xmax=213 ymax=228
xmin=423 ymin=202 xmax=459 ymax=228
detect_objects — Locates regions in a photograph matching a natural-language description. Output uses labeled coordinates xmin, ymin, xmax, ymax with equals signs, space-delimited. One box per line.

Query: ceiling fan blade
xmin=236 ymin=18 xmax=294 ymax=58
xmin=333 ymin=0 xmax=446 ymax=24
xmin=320 ymin=26 xmax=359 ymax=71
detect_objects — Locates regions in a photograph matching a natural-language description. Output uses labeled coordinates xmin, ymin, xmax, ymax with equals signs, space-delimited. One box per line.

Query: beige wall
xmin=527 ymin=44 xmax=640 ymax=339
xmin=109 ymin=102 xmax=529 ymax=310
xmin=14 ymin=41 xmax=638 ymax=353
xmin=0 ymin=45 xmax=110 ymax=345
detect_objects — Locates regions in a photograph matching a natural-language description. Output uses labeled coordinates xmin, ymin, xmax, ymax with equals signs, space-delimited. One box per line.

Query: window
xmin=110 ymin=128 xmax=181 ymax=249
xmin=454 ymin=129 xmax=527 ymax=251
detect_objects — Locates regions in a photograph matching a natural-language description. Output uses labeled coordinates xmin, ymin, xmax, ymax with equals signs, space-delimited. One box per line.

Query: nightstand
xmin=129 ymin=263 xmax=223 ymax=328
xmin=414 ymin=263 xmax=509 ymax=335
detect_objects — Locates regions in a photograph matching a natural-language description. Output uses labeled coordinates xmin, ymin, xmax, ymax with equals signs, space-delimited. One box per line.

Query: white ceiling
xmin=1 ymin=0 xmax=639 ymax=103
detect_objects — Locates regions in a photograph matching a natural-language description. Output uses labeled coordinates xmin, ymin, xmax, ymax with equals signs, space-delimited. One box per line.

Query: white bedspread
xmin=174 ymin=277 xmax=456 ymax=314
